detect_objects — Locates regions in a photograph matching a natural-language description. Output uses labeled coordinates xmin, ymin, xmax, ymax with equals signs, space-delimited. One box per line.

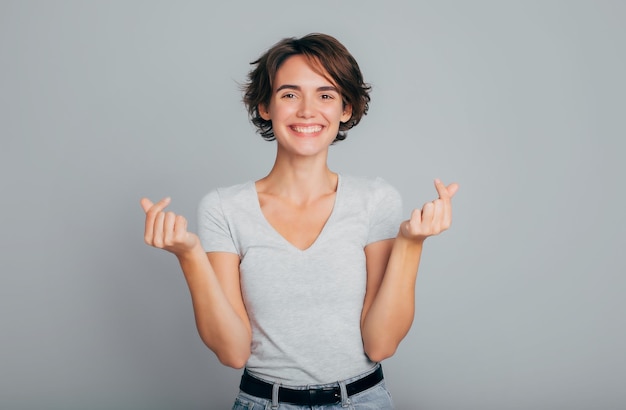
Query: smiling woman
xmin=257 ymin=55 xmax=352 ymax=159
xmin=140 ymin=33 xmax=458 ymax=409
xmin=243 ymin=34 xmax=371 ymax=143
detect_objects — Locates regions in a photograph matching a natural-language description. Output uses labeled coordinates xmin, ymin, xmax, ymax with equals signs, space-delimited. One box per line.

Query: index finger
xmin=140 ymin=198 xmax=154 ymax=213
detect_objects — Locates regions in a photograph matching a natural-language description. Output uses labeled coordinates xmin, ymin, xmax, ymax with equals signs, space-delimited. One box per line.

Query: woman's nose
xmin=296 ymin=96 xmax=315 ymax=118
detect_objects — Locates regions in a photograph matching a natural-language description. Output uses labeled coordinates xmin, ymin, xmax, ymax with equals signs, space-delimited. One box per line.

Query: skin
xmin=141 ymin=54 xmax=459 ymax=368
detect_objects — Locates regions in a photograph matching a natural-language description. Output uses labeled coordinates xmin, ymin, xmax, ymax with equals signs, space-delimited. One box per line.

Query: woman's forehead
xmin=273 ymin=54 xmax=338 ymax=89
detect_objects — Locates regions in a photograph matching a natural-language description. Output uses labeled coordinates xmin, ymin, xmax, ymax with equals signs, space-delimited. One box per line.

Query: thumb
xmin=447 ymin=183 xmax=460 ymax=198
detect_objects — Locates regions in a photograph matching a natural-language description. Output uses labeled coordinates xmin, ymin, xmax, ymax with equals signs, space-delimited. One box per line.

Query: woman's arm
xmin=141 ymin=197 xmax=251 ymax=368
xmin=360 ymin=179 xmax=458 ymax=362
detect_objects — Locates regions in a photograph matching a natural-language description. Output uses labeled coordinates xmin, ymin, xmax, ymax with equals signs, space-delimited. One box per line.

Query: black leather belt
xmin=239 ymin=366 xmax=384 ymax=405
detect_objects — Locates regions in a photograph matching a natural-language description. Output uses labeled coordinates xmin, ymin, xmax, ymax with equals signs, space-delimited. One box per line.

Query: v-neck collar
xmin=251 ymin=174 xmax=342 ymax=253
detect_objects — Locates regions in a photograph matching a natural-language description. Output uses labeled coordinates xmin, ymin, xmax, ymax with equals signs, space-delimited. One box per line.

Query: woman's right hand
xmin=140 ymin=197 xmax=199 ymax=256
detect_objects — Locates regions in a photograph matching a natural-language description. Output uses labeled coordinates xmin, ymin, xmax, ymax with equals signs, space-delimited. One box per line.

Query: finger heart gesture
xmin=140 ymin=197 xmax=199 ymax=255
xmin=400 ymin=179 xmax=459 ymax=242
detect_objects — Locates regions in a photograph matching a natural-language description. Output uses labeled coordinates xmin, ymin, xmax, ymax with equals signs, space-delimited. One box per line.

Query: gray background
xmin=1 ymin=1 xmax=624 ymax=409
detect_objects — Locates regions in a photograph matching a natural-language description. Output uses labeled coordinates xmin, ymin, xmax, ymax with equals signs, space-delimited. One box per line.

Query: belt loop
xmin=339 ymin=380 xmax=350 ymax=407
xmin=271 ymin=381 xmax=280 ymax=409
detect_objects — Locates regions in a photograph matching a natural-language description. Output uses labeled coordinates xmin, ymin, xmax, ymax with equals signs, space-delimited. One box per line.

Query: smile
xmin=290 ymin=125 xmax=323 ymax=134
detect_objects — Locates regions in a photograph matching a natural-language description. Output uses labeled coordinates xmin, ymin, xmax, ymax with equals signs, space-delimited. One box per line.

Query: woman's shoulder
xmin=340 ymin=174 xmax=400 ymax=196
xmin=198 ymin=180 xmax=255 ymax=209
xmin=339 ymin=174 xmax=403 ymax=227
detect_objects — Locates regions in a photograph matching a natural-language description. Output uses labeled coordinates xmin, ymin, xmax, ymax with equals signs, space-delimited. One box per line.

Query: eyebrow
xmin=275 ymin=84 xmax=339 ymax=93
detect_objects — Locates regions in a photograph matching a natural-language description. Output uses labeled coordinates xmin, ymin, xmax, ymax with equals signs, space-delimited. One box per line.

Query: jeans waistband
xmin=239 ymin=365 xmax=384 ymax=406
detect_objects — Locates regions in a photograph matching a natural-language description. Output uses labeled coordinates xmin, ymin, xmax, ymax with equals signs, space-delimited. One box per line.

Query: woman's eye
xmin=281 ymin=93 xmax=296 ymax=99
xmin=321 ymin=94 xmax=334 ymax=100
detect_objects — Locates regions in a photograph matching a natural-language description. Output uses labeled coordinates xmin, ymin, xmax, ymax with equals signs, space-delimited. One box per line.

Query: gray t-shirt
xmin=198 ymin=174 xmax=403 ymax=385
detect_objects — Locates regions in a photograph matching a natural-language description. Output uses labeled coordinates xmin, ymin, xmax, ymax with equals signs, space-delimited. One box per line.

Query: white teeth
xmin=292 ymin=125 xmax=322 ymax=133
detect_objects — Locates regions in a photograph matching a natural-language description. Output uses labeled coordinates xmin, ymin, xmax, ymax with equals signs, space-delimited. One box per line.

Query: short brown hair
xmin=243 ymin=33 xmax=371 ymax=142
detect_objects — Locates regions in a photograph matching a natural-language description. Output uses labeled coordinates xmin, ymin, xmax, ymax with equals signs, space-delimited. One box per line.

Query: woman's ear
xmin=341 ymin=104 xmax=352 ymax=123
xmin=259 ymin=104 xmax=271 ymax=121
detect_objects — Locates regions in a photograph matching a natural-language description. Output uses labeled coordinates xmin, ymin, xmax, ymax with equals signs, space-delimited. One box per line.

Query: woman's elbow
xmin=215 ymin=348 xmax=250 ymax=369
xmin=218 ymin=354 xmax=248 ymax=369
xmin=364 ymin=342 xmax=398 ymax=363
xmin=202 ymin=336 xmax=250 ymax=369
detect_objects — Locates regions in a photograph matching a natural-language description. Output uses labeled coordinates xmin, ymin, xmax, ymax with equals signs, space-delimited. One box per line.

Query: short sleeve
xmin=197 ymin=189 xmax=238 ymax=253
xmin=366 ymin=178 xmax=403 ymax=245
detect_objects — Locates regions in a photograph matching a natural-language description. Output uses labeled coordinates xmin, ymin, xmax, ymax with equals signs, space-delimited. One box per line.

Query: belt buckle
xmin=308 ymin=386 xmax=340 ymax=405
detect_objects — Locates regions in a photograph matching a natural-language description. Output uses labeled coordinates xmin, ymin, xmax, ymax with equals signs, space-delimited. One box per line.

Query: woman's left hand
xmin=400 ymin=179 xmax=459 ymax=242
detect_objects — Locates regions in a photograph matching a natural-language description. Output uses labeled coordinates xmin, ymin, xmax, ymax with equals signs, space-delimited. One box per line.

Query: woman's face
xmin=259 ymin=55 xmax=352 ymax=158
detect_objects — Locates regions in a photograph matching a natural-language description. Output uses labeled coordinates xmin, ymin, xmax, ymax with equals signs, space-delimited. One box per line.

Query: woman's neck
xmin=256 ymin=152 xmax=338 ymax=205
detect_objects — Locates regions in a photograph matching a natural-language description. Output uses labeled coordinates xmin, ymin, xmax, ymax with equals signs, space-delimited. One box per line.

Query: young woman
xmin=141 ymin=33 xmax=458 ymax=409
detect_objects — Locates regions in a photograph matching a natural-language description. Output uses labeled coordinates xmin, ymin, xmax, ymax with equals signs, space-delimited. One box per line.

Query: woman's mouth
xmin=290 ymin=125 xmax=323 ymax=134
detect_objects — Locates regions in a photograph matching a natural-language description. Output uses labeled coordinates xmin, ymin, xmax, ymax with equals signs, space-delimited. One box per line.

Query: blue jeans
xmin=231 ymin=366 xmax=394 ymax=409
